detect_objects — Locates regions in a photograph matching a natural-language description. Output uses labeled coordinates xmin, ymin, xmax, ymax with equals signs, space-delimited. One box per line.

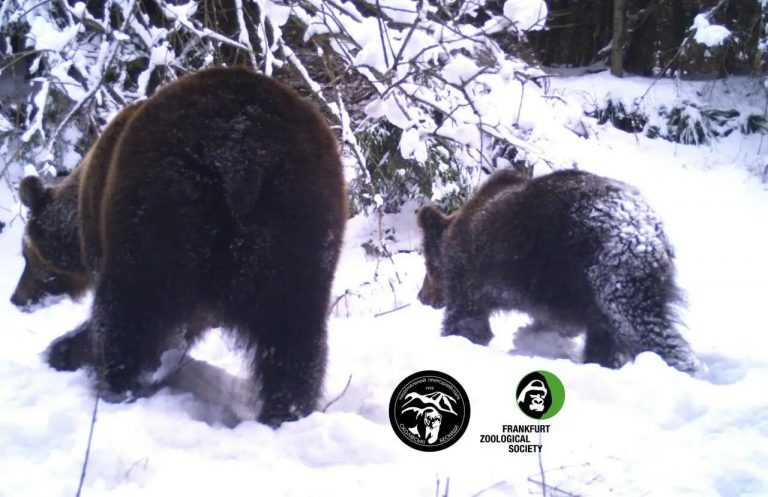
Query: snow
xmin=262 ymin=1 xmax=291 ymax=27
xmin=27 ymin=16 xmax=80 ymax=52
xmin=138 ymin=43 xmax=175 ymax=96
xmin=363 ymin=0 xmax=419 ymax=24
xmin=503 ymin=0 xmax=548 ymax=32
xmin=161 ymin=1 xmax=198 ymax=24
xmin=442 ymin=54 xmax=482 ymax=86
xmin=21 ymin=79 xmax=50 ymax=142
xmin=399 ymin=127 xmax=428 ymax=163
xmin=70 ymin=2 xmax=86 ymax=19
xmin=364 ymin=95 xmax=413 ymax=129
xmin=1 ymin=73 xmax=768 ymax=496
xmin=50 ymin=61 xmax=87 ymax=102
xmin=692 ymin=14 xmax=731 ymax=47
xmin=149 ymin=44 xmax=173 ymax=66
xmin=0 ymin=114 xmax=12 ymax=133
xmin=22 ymin=164 xmax=39 ymax=178
xmin=353 ymin=28 xmax=441 ymax=75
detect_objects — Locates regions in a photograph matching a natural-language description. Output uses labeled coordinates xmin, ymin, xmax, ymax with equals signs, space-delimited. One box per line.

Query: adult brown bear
xmin=11 ymin=67 xmax=347 ymax=426
xmin=417 ymin=168 xmax=700 ymax=374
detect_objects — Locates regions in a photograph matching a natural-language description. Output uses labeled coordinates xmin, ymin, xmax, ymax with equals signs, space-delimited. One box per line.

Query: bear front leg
xmin=252 ymin=311 xmax=328 ymax=428
xmin=442 ymin=306 xmax=493 ymax=345
xmin=46 ymin=320 xmax=94 ymax=371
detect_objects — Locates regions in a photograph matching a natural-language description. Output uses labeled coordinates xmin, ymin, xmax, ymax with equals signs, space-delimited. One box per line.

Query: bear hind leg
xmin=584 ymin=312 xmax=625 ymax=368
xmin=590 ymin=300 xmax=700 ymax=374
xmin=630 ymin=311 xmax=700 ymax=374
xmin=240 ymin=304 xmax=328 ymax=427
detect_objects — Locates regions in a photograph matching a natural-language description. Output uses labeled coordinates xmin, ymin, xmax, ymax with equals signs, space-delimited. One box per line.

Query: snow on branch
xmin=1 ymin=0 xmax=568 ymax=212
xmin=291 ymin=0 xmax=560 ymax=210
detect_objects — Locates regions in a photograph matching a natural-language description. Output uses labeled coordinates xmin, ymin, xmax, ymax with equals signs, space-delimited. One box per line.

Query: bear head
xmin=416 ymin=205 xmax=450 ymax=309
xmin=11 ymin=176 xmax=88 ymax=310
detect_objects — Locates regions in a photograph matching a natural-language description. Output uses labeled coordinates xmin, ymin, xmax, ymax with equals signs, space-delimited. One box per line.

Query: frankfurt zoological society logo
xmin=516 ymin=370 xmax=565 ymax=420
xmin=480 ymin=370 xmax=565 ymax=454
xmin=389 ymin=370 xmax=470 ymax=452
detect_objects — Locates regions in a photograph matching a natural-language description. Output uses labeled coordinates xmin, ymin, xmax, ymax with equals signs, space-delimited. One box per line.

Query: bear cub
xmin=417 ymin=168 xmax=700 ymax=374
xmin=11 ymin=67 xmax=347 ymax=426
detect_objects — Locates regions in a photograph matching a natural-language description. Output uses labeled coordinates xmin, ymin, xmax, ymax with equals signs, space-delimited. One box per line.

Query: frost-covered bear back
xmin=475 ymin=171 xmax=675 ymax=287
xmin=418 ymin=168 xmax=700 ymax=374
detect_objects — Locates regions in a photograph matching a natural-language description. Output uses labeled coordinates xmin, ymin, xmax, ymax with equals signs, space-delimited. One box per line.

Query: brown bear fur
xmin=12 ymin=67 xmax=347 ymax=426
xmin=417 ymin=168 xmax=700 ymax=374
xmin=12 ymin=103 xmax=143 ymax=308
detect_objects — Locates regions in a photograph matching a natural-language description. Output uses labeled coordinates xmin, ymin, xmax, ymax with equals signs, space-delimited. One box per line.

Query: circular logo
xmin=389 ymin=370 xmax=470 ymax=452
xmin=515 ymin=370 xmax=565 ymax=420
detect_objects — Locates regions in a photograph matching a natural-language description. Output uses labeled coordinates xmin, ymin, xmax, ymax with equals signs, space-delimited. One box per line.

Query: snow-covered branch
xmin=1 ymin=0 xmax=563 ymax=212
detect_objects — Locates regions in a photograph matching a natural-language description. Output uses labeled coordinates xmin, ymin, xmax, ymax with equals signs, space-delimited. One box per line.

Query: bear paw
xmin=45 ymin=323 xmax=93 ymax=371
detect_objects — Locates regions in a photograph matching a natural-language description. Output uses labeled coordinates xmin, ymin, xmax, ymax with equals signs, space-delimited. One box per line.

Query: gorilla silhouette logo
xmin=516 ymin=372 xmax=553 ymax=419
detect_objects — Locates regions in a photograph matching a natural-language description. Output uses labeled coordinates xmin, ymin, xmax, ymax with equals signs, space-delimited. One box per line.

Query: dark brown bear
xmin=417 ymin=168 xmax=700 ymax=374
xmin=11 ymin=67 xmax=347 ymax=426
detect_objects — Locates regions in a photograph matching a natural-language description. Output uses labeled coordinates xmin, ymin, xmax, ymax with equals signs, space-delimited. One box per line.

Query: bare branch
xmin=322 ymin=374 xmax=353 ymax=412
xmin=44 ymin=0 xmax=140 ymax=163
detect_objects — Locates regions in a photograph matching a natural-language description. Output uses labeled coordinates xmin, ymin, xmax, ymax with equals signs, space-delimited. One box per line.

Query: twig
xmin=389 ymin=0 xmax=423 ymax=75
xmin=322 ymin=374 xmax=352 ymax=412
xmin=310 ymin=0 xmax=364 ymax=24
xmin=525 ymin=477 xmax=581 ymax=497
xmin=75 ymin=395 xmax=99 ymax=497
xmin=434 ymin=476 xmax=452 ymax=497
xmin=329 ymin=288 xmax=359 ymax=314
xmin=374 ymin=302 xmax=411 ymax=317
xmin=469 ymin=481 xmax=508 ymax=497
xmin=0 ymin=49 xmax=51 ymax=72
xmin=159 ymin=342 xmax=195 ymax=384
xmin=4 ymin=0 xmax=55 ymax=22
xmin=233 ymin=0 xmax=258 ymax=68
xmin=44 ymin=0 xmax=139 ymax=160
xmin=537 ymin=430 xmax=547 ymax=497
xmin=124 ymin=457 xmax=149 ymax=478
xmin=374 ymin=0 xmax=390 ymax=68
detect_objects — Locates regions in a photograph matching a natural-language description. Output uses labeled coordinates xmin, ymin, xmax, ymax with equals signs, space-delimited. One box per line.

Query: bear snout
xmin=9 ymin=292 xmax=22 ymax=307
xmin=417 ymin=286 xmax=428 ymax=305
xmin=10 ymin=268 xmax=43 ymax=311
xmin=10 ymin=291 xmax=34 ymax=312
xmin=10 ymin=275 xmax=58 ymax=312
xmin=417 ymin=275 xmax=445 ymax=309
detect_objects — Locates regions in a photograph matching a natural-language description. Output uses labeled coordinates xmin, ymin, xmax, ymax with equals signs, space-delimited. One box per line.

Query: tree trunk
xmin=611 ymin=0 xmax=625 ymax=76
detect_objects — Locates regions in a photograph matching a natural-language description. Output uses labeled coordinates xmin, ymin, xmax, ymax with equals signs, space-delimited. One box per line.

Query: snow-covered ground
xmin=1 ymin=73 xmax=767 ymax=497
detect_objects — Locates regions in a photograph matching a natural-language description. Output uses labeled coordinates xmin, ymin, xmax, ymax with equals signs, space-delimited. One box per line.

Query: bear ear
xmin=19 ymin=176 xmax=50 ymax=212
xmin=417 ymin=206 xmax=449 ymax=235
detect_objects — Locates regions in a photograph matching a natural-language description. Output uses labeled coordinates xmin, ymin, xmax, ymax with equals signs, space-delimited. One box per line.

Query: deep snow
xmin=1 ymin=73 xmax=768 ymax=497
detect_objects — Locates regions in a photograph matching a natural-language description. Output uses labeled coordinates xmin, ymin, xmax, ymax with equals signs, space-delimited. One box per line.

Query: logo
xmin=389 ymin=370 xmax=470 ymax=451
xmin=515 ymin=370 xmax=565 ymax=420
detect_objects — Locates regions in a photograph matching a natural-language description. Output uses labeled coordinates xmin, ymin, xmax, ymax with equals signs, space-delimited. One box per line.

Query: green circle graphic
xmin=538 ymin=370 xmax=565 ymax=420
